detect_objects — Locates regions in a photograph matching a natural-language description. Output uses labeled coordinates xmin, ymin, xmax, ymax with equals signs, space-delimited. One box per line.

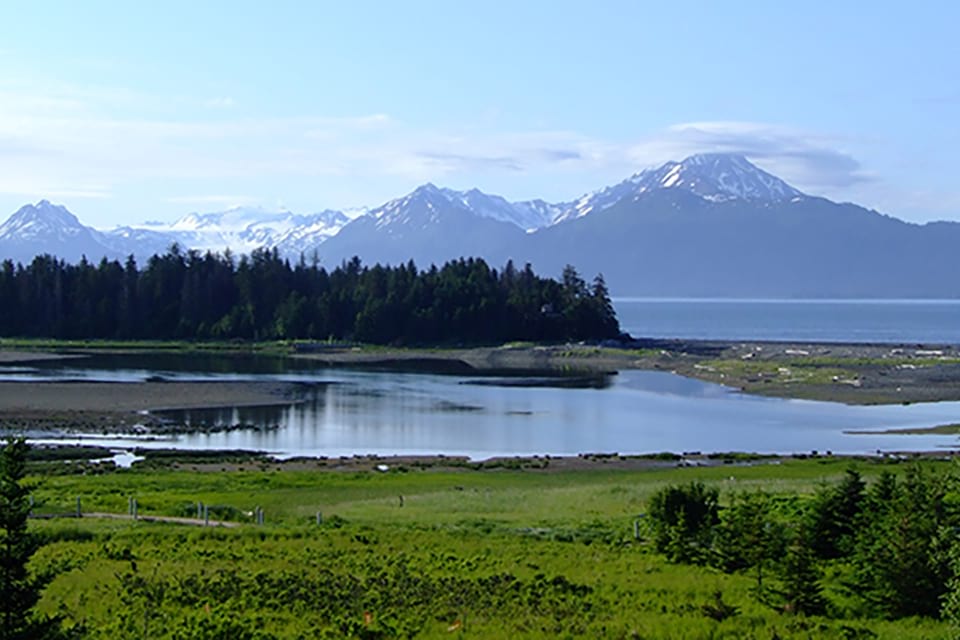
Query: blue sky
xmin=1 ymin=1 xmax=958 ymax=227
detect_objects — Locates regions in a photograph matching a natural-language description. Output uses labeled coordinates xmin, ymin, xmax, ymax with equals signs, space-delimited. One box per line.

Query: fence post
xmin=197 ymin=502 xmax=203 ymax=520
xmin=132 ymin=498 xmax=138 ymax=521
xmin=204 ymin=504 xmax=209 ymax=526
xmin=316 ymin=511 xmax=322 ymax=525
xmin=76 ymin=496 xmax=81 ymax=518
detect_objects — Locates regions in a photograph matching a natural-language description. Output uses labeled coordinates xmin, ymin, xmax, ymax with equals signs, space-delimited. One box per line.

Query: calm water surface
xmin=13 ymin=353 xmax=960 ymax=458
xmin=615 ymin=299 xmax=960 ymax=344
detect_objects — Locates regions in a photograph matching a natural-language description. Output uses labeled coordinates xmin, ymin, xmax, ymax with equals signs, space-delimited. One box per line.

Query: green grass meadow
xmin=26 ymin=457 xmax=956 ymax=639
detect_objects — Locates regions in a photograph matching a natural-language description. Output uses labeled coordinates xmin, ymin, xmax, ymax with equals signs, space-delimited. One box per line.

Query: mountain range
xmin=1 ymin=153 xmax=957 ymax=297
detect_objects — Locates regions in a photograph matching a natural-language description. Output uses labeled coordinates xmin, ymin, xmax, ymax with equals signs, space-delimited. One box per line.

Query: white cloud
xmin=0 ymin=177 xmax=111 ymax=200
xmin=203 ymin=97 xmax=236 ymax=109
xmin=166 ymin=195 xmax=258 ymax=207
xmin=626 ymin=121 xmax=874 ymax=192
xmin=0 ymin=82 xmax=863 ymax=200
xmin=0 ymin=81 xmax=954 ymax=222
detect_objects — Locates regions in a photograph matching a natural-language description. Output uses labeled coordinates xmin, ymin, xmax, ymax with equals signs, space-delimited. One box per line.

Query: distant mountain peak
xmin=631 ymin=153 xmax=804 ymax=202
xmin=0 ymin=200 xmax=116 ymax=264
xmin=554 ymin=152 xmax=805 ymax=224
xmin=373 ymin=184 xmax=559 ymax=232
xmin=685 ymin=151 xmax=750 ymax=164
xmin=0 ymin=200 xmax=86 ymax=238
xmin=412 ymin=182 xmax=441 ymax=195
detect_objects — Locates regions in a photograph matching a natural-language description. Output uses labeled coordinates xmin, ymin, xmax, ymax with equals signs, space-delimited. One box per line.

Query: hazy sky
xmin=1 ymin=1 xmax=958 ymax=227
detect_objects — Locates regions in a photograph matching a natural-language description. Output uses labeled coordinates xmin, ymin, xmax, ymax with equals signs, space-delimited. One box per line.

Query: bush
xmin=646 ymin=481 xmax=719 ymax=564
xmin=852 ymin=465 xmax=956 ymax=618
xmin=807 ymin=468 xmax=865 ymax=560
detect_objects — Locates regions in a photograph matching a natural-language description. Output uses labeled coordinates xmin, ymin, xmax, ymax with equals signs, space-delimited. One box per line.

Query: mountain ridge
xmin=1 ymin=153 xmax=957 ymax=298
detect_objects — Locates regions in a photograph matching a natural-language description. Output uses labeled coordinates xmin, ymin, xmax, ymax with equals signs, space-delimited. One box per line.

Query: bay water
xmin=614 ymin=298 xmax=960 ymax=344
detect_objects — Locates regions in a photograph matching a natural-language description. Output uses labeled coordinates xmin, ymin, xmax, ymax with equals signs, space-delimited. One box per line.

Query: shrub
xmin=646 ymin=482 xmax=719 ymax=564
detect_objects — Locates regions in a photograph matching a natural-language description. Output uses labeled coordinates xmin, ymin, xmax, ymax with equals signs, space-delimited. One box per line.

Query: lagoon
xmin=11 ymin=353 xmax=960 ymax=458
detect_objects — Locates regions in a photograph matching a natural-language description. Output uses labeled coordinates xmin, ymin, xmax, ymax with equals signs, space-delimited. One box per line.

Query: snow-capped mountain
xmin=363 ymin=183 xmax=560 ymax=237
xmin=511 ymin=198 xmax=569 ymax=229
xmin=633 ymin=153 xmax=804 ymax=202
xmin=554 ymin=153 xmax=805 ymax=223
xmin=156 ymin=206 xmax=351 ymax=254
xmin=0 ymin=200 xmax=119 ymax=264
xmin=345 ymin=184 xmax=563 ymax=234
xmin=370 ymin=183 xmax=455 ymax=233
xmin=0 ymin=200 xmax=92 ymax=243
xmin=102 ymin=206 xmax=352 ymax=258
xmin=5 ymin=152 xmax=960 ymax=298
xmin=438 ymin=188 xmax=562 ymax=232
xmin=272 ymin=210 xmax=350 ymax=257
xmin=2 ymin=154 xmax=809 ymax=266
xmin=318 ymin=183 xmax=525 ymax=267
xmin=99 ymin=225 xmax=179 ymax=259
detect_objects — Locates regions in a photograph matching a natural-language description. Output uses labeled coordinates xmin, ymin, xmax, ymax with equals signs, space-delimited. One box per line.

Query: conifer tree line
xmin=0 ymin=247 xmax=621 ymax=343
xmin=647 ymin=465 xmax=960 ymax=621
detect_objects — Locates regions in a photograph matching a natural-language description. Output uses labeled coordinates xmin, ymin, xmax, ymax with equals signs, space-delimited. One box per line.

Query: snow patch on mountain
xmin=361 ymin=184 xmax=565 ymax=234
xmin=1 ymin=153 xmax=812 ymax=266
xmin=108 ymin=206 xmax=352 ymax=256
xmin=554 ymin=153 xmax=806 ymax=223
xmin=0 ymin=200 xmax=89 ymax=242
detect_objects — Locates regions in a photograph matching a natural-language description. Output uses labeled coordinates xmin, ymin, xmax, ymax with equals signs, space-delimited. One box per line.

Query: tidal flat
xmin=2 ymin=341 xmax=960 ymax=443
xmin=292 ymin=339 xmax=960 ymax=404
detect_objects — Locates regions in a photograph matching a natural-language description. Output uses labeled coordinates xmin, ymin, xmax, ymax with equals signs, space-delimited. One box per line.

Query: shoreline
xmin=0 ymin=380 xmax=307 ymax=434
xmin=3 ymin=338 xmax=960 ymax=443
xmin=22 ymin=446 xmax=957 ymax=474
xmin=291 ymin=339 xmax=960 ymax=405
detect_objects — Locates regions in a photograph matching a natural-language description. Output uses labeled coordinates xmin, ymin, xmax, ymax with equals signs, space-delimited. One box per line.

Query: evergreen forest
xmin=0 ymin=248 xmax=620 ymax=344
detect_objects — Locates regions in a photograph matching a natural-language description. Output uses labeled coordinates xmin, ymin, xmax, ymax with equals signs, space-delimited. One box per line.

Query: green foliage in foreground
xmin=18 ymin=458 xmax=960 ymax=638
xmin=647 ymin=464 xmax=960 ymax=629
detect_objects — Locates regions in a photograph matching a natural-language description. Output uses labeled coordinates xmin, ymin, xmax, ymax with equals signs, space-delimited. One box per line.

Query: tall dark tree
xmin=591 ymin=273 xmax=620 ymax=338
xmin=807 ymin=467 xmax=865 ymax=559
xmin=0 ymin=439 xmax=56 ymax=640
xmin=712 ymin=491 xmax=785 ymax=595
xmin=779 ymin=525 xmax=827 ymax=616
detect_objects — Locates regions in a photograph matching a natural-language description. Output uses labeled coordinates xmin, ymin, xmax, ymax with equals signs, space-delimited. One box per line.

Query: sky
xmin=0 ymin=1 xmax=958 ymax=228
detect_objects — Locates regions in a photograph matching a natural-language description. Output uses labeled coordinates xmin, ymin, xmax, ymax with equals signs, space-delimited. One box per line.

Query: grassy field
xmin=23 ymin=456 xmax=956 ymax=639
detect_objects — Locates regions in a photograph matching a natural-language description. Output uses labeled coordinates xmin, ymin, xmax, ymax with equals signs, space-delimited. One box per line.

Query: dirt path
xmin=32 ymin=511 xmax=240 ymax=527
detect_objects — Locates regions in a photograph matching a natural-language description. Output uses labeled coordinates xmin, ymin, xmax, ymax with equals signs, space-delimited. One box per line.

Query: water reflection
xmin=8 ymin=354 xmax=960 ymax=458
xmin=148 ymin=369 xmax=960 ymax=458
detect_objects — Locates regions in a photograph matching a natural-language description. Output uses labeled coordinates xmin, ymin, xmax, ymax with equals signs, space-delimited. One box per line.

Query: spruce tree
xmin=779 ymin=525 xmax=826 ymax=616
xmin=0 ymin=438 xmax=53 ymax=640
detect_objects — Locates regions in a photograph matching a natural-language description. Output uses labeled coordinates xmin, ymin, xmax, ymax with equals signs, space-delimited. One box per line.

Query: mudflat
xmin=295 ymin=340 xmax=960 ymax=404
xmin=0 ymin=351 xmax=86 ymax=364
xmin=0 ymin=380 xmax=302 ymax=434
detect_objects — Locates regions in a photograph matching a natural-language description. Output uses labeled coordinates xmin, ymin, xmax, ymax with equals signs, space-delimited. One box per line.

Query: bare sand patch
xmin=0 ymin=380 xmax=304 ymax=434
